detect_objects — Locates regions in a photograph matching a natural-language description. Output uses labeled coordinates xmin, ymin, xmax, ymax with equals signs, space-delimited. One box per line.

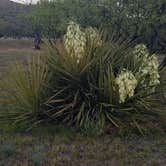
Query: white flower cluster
xmin=134 ymin=44 xmax=160 ymax=87
xmin=115 ymin=70 xmax=138 ymax=103
xmin=64 ymin=21 xmax=86 ymax=59
xmin=148 ymin=55 xmax=160 ymax=86
xmin=85 ymin=27 xmax=102 ymax=47
xmin=64 ymin=22 xmax=102 ymax=60
xmin=133 ymin=44 xmax=149 ymax=58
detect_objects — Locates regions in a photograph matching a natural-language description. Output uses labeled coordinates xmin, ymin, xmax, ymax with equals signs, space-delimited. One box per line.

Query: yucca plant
xmin=44 ymin=22 xmax=165 ymax=134
xmin=0 ymin=22 xmax=165 ymax=134
xmin=0 ymin=56 xmax=50 ymax=128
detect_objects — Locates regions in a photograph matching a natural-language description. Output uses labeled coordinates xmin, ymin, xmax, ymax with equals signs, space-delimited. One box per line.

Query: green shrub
xmin=0 ymin=22 xmax=165 ymax=134
xmin=45 ymin=22 xmax=165 ymax=134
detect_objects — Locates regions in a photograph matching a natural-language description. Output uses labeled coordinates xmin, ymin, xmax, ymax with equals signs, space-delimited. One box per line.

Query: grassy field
xmin=0 ymin=39 xmax=165 ymax=166
xmin=0 ymin=39 xmax=39 ymax=75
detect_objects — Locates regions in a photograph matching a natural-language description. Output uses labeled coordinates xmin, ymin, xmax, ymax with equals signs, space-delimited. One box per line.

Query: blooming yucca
xmin=115 ymin=70 xmax=138 ymax=103
xmin=133 ymin=44 xmax=149 ymax=58
xmin=64 ymin=21 xmax=86 ymax=59
xmin=1 ymin=22 xmax=164 ymax=135
xmin=85 ymin=27 xmax=102 ymax=48
xmin=64 ymin=22 xmax=103 ymax=61
xmin=134 ymin=44 xmax=160 ymax=89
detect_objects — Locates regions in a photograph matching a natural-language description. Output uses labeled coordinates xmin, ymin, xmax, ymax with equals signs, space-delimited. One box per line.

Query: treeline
xmin=31 ymin=0 xmax=166 ymax=53
xmin=0 ymin=0 xmax=165 ymax=52
xmin=0 ymin=0 xmax=33 ymax=38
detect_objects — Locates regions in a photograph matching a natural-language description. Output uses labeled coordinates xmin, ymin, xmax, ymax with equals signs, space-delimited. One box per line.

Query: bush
xmin=0 ymin=22 xmax=165 ymax=134
xmin=44 ymin=22 xmax=165 ymax=134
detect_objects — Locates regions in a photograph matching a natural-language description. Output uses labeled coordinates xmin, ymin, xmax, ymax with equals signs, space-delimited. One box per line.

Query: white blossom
xmin=64 ymin=22 xmax=103 ymax=61
xmin=115 ymin=69 xmax=138 ymax=103
xmin=134 ymin=44 xmax=160 ymax=88
xmin=64 ymin=21 xmax=86 ymax=59
xmin=133 ymin=44 xmax=149 ymax=58
xmin=85 ymin=27 xmax=102 ymax=47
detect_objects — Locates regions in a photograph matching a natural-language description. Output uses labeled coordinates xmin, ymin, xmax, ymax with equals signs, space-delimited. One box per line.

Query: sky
xmin=10 ymin=0 xmax=40 ymax=5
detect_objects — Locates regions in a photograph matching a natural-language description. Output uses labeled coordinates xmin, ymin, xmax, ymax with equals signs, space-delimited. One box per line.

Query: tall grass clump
xmin=0 ymin=22 xmax=165 ymax=134
xmin=0 ymin=57 xmax=50 ymax=128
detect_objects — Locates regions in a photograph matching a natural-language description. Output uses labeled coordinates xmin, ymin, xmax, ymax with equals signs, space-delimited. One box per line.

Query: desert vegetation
xmin=0 ymin=0 xmax=165 ymax=165
xmin=0 ymin=22 xmax=165 ymax=136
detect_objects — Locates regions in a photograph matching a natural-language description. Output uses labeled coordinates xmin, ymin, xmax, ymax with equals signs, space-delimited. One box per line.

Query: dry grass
xmin=0 ymin=39 xmax=40 ymax=77
xmin=0 ymin=124 xmax=166 ymax=166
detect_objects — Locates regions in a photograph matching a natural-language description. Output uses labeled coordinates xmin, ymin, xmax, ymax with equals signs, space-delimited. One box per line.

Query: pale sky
xmin=10 ymin=0 xmax=40 ymax=5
